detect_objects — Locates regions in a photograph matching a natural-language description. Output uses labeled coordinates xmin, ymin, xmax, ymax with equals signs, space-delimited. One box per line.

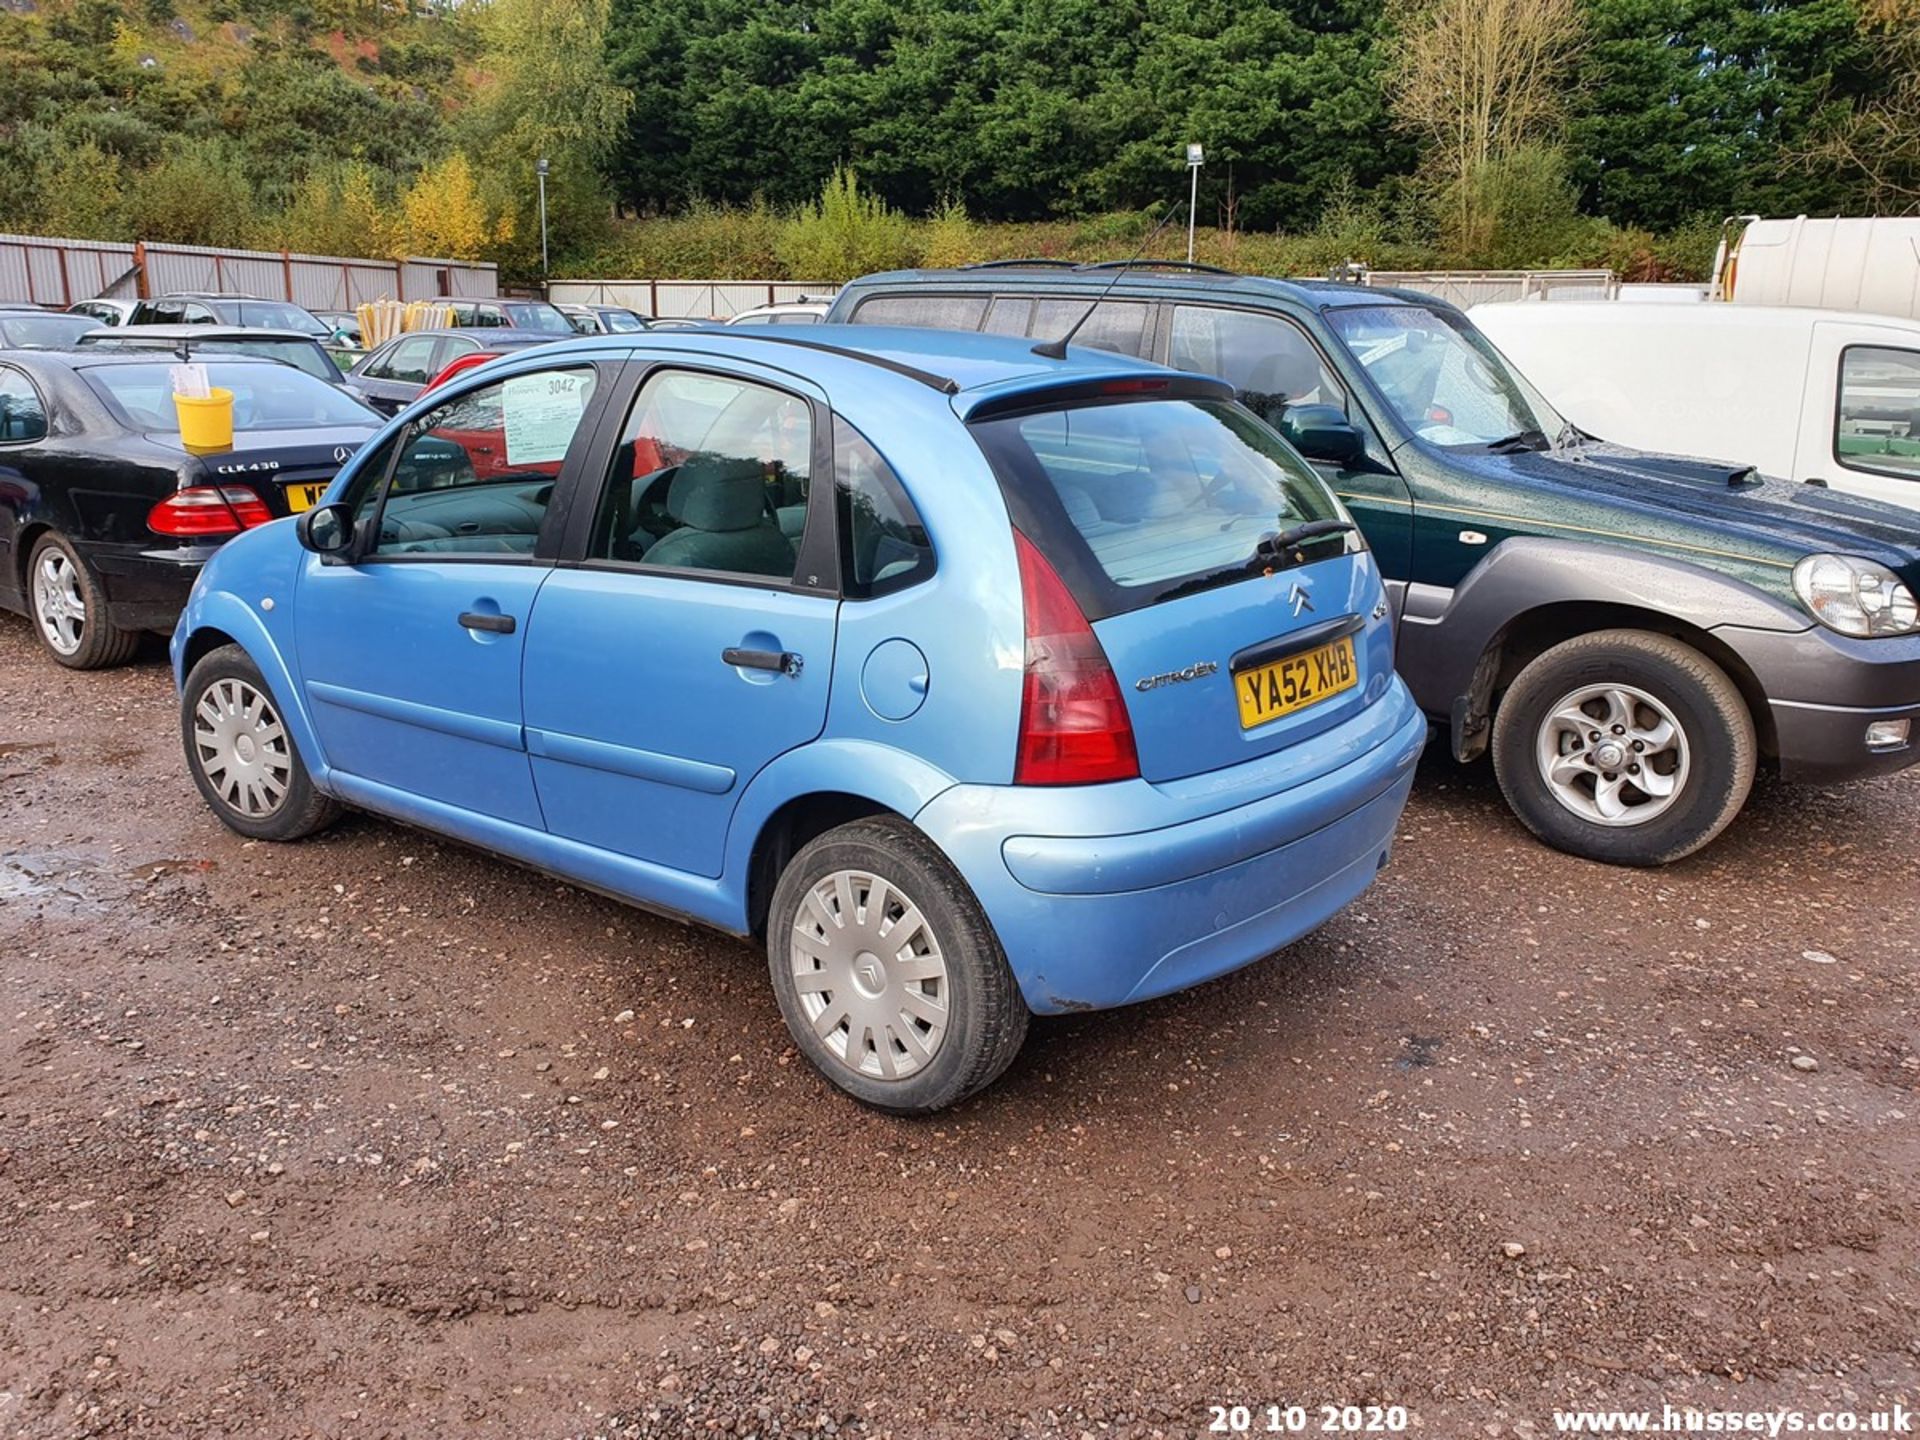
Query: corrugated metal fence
xmin=1364 ymin=269 xmax=1619 ymax=307
xmin=0 ymin=233 xmax=498 ymax=308
xmin=548 ymin=279 xmax=834 ymax=319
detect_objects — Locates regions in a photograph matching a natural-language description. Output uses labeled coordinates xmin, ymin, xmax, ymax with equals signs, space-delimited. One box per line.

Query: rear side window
xmin=1836 ymin=345 xmax=1920 ymax=483
xmin=834 ymin=416 xmax=931 ymax=596
xmin=971 ymin=397 xmax=1348 ymax=619
xmin=1028 ymin=299 xmax=1150 ymax=356
xmin=852 ymin=294 xmax=989 ymax=331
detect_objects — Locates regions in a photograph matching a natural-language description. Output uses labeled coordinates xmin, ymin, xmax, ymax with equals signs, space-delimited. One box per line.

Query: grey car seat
xmin=645 ymin=454 xmax=795 ymax=576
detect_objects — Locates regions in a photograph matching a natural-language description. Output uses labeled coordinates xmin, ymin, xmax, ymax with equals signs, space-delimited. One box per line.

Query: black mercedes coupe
xmin=0 ymin=349 xmax=383 ymax=669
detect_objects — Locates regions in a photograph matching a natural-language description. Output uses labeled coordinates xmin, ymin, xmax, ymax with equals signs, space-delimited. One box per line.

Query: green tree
xmin=775 ymin=166 xmax=916 ymax=281
xmin=1566 ymin=0 xmax=1874 ymax=228
xmin=127 ymin=140 xmax=255 ymax=245
xmin=462 ymin=0 xmax=631 ymax=270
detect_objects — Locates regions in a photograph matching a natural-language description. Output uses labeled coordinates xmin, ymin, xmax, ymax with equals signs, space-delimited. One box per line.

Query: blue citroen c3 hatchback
xmin=171 ymin=326 xmax=1427 ymax=1110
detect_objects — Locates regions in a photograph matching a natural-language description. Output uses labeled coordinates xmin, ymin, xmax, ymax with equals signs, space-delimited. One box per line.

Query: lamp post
xmin=536 ymin=156 xmax=550 ymax=279
xmin=1185 ymin=142 xmax=1204 ymax=263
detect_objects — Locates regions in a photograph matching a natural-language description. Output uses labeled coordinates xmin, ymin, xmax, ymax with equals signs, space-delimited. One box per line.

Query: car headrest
xmin=1242 ymin=347 xmax=1321 ymax=400
xmin=670 ymin=454 xmax=768 ymax=532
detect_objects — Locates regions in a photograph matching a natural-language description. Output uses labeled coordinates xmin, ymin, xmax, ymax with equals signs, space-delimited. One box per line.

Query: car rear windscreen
xmin=84 ymin=362 xmax=376 ymax=432
xmin=970 ymin=397 xmax=1352 ymax=620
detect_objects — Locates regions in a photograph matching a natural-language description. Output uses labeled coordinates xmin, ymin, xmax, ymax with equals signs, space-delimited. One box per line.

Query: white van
xmin=1471 ymin=301 xmax=1920 ymax=511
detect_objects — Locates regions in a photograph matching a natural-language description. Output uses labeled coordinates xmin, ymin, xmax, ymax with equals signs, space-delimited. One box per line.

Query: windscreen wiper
xmin=1487 ymin=429 xmax=1549 ymax=453
xmin=1266 ymin=519 xmax=1357 ymax=552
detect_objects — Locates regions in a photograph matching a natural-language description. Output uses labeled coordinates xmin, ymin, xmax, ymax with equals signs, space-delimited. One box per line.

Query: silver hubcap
xmin=31 ymin=551 xmax=85 ymax=655
xmin=192 ymin=678 xmax=293 ymax=819
xmin=1536 ymin=682 xmax=1689 ymax=827
xmin=789 ymin=869 xmax=949 ymax=1081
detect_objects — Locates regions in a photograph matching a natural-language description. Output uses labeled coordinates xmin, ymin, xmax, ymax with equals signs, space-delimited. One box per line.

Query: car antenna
xmin=1031 ymin=199 xmax=1188 ymax=360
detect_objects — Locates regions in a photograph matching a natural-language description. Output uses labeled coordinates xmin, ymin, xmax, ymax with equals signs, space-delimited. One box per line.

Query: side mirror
xmin=297 ymin=502 xmax=354 ymax=557
xmin=1280 ymin=404 xmax=1367 ymax=467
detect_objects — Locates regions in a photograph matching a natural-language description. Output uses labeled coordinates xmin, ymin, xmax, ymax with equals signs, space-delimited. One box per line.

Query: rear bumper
xmin=915 ymin=681 xmax=1427 ymax=1014
xmin=78 ymin=539 xmax=216 ymax=633
xmin=1719 ymin=624 xmax=1920 ymax=782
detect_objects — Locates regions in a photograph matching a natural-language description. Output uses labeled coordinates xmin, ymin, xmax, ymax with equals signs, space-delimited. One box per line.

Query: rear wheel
xmin=26 ymin=532 xmax=139 ymax=670
xmin=1491 ymin=629 xmax=1755 ymax=866
xmin=767 ymin=817 xmax=1028 ymax=1113
xmin=181 ymin=644 xmax=340 ymax=842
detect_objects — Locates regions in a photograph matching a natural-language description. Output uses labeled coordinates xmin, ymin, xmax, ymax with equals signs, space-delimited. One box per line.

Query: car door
xmin=520 ymin=362 xmax=839 ymax=880
xmin=293 ymin=357 xmax=615 ymax=828
xmin=1163 ymin=303 xmax=1414 ymax=582
xmin=1804 ymin=323 xmax=1920 ymax=509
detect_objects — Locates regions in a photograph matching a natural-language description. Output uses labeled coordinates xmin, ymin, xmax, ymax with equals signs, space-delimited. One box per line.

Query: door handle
xmin=459 ymin=611 xmax=516 ymax=635
xmin=724 ymin=647 xmax=803 ymax=677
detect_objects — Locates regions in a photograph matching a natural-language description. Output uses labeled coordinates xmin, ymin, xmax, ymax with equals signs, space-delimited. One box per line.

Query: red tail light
xmin=1012 ymin=530 xmax=1140 ymax=785
xmin=148 ymin=485 xmax=273 ymax=538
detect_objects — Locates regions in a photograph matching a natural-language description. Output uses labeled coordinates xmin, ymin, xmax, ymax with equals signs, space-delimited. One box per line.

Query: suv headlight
xmin=1792 ymin=554 xmax=1920 ymax=637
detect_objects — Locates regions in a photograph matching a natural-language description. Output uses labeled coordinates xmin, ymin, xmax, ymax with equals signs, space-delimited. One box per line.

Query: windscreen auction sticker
xmin=503 ymin=370 xmax=588 ymax=467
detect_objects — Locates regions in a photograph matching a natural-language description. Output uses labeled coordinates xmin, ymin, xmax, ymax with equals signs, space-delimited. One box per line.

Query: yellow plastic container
xmin=174 ymin=387 xmax=235 ymax=450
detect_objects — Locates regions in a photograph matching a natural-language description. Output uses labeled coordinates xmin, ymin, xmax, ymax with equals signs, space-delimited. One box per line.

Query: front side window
xmin=1326 ymin=303 xmax=1561 ymax=448
xmin=0 ymin=367 xmax=48 ymax=443
xmin=590 ymin=369 xmax=809 ymax=580
xmin=371 ymin=336 xmax=442 ymax=385
xmin=369 ymin=365 xmax=596 ymax=558
xmin=972 ymin=396 xmax=1348 ymax=618
xmin=834 ymin=416 xmax=931 ymax=596
xmin=1170 ymin=306 xmax=1346 ymax=430
xmin=1836 ymin=346 xmax=1920 ymax=483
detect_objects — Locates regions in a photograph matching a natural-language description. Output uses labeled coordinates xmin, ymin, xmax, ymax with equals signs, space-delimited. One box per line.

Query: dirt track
xmin=2 ymin=614 xmax=1917 ymax=1439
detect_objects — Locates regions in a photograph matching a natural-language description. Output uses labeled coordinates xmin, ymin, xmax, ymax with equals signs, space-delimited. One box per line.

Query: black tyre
xmin=181 ymin=643 xmax=340 ymax=842
xmin=25 ymin=532 xmax=140 ymax=670
xmin=767 ymin=817 xmax=1029 ymax=1113
xmin=1491 ymin=628 xmax=1755 ymax=867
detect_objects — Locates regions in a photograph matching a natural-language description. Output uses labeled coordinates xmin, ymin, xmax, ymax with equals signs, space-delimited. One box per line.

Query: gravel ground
xmin=1 ymin=614 xmax=1917 ymax=1440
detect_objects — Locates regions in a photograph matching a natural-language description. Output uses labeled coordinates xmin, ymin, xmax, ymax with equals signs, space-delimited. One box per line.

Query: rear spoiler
xmin=958 ymin=372 xmax=1233 ymax=423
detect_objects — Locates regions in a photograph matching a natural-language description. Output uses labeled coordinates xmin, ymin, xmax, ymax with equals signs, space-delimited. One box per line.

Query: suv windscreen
xmin=971 ymin=396 xmax=1350 ymax=619
xmin=1325 ymin=303 xmax=1562 ymax=448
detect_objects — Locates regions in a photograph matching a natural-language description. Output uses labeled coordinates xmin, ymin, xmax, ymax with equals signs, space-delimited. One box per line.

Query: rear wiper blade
xmin=1265 ymin=519 xmax=1357 ymax=552
xmin=1153 ymin=521 xmax=1359 ymax=604
xmin=1486 ymin=429 xmax=1549 ymax=453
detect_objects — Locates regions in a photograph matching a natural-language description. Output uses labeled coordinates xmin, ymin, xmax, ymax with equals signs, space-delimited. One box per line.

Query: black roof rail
xmin=958 ymin=258 xmax=1082 ymax=270
xmin=707 ymin=330 xmax=961 ymax=395
xmin=1075 ymin=259 xmax=1239 ymax=276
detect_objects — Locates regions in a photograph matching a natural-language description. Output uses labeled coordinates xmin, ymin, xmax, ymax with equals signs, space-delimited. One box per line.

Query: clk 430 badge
xmin=1135 ymin=660 xmax=1219 ymax=692
xmin=214 ymin=460 xmax=279 ymax=474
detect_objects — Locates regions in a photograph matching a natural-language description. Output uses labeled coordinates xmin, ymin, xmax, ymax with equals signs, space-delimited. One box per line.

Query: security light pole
xmin=1185 ymin=143 xmax=1204 ymax=263
xmin=536 ymin=156 xmax=551 ymax=278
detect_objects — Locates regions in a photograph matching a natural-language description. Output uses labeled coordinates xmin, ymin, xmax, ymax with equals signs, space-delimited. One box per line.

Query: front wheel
xmin=767 ymin=817 xmax=1028 ymax=1113
xmin=181 ymin=644 xmax=340 ymax=842
xmin=1491 ymin=629 xmax=1756 ymax=867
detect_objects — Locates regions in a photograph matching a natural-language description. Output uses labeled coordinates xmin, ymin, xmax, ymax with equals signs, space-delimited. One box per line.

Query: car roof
xmin=839 ymin=265 xmax=1424 ymax=311
xmin=88 ymin=325 xmax=321 ymax=341
xmin=480 ymin=323 xmax=1220 ymax=419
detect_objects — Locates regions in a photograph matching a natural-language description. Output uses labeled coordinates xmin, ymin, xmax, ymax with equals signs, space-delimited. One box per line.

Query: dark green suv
xmin=827 ymin=266 xmax=1920 ymax=866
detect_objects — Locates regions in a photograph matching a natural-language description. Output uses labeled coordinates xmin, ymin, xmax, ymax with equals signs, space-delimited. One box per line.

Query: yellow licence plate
xmin=285 ymin=482 xmax=329 ymax=513
xmin=1234 ymin=635 xmax=1359 ymax=729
